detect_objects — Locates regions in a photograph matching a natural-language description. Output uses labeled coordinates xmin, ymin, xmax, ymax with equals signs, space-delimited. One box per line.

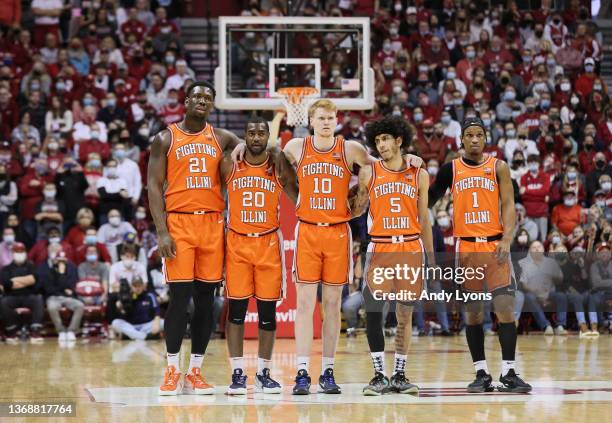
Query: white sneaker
xmin=554 ymin=326 xmax=567 ymax=336
xmin=66 ymin=331 xmax=77 ymax=342
xmin=579 ymin=330 xmax=591 ymax=339
xmin=588 ymin=330 xmax=600 ymax=338
xmin=58 ymin=332 xmax=67 ymax=342
xmin=484 ymin=329 xmax=495 ymax=336
xmin=544 ymin=325 xmax=554 ymax=336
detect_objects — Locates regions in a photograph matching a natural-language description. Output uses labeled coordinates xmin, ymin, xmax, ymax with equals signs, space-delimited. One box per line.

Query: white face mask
xmin=528 ymin=163 xmax=539 ymax=173
xmin=428 ymin=166 xmax=439 ymax=176
xmin=49 ymin=236 xmax=61 ymax=244
xmin=44 ymin=190 xmax=56 ymax=199
xmin=13 ymin=252 xmax=26 ymax=264
xmin=518 ymin=234 xmax=528 ymax=244
xmin=135 ymin=211 xmax=146 ymax=220
xmin=552 ymin=235 xmax=561 ymax=244
xmin=3 ymin=235 xmax=14 ymax=244
xmin=122 ymin=258 xmax=134 ymax=268
xmin=109 ymin=216 xmax=121 ymax=227
xmin=602 ymin=181 xmax=612 ymax=192
xmin=437 ymin=217 xmax=450 ymax=227
xmin=564 ymin=198 xmax=576 ymax=207
xmin=596 ymin=199 xmax=606 ymax=208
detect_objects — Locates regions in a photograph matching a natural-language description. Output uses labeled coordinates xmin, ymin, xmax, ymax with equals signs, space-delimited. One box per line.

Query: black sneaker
xmin=467 ymin=369 xmax=494 ymax=393
xmin=362 ymin=372 xmax=391 ymax=396
xmin=292 ymin=369 xmax=311 ymax=395
xmin=318 ymin=368 xmax=341 ymax=394
xmin=389 ymin=371 xmax=419 ymax=395
xmin=498 ymin=369 xmax=532 ymax=393
xmin=439 ymin=330 xmax=453 ymax=337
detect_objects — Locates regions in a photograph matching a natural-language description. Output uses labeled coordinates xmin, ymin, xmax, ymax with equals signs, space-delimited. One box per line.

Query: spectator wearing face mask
xmin=586 ymin=152 xmax=611 ymax=200
xmin=0 ymin=242 xmax=44 ymax=343
xmin=509 ymin=151 xmax=528 ymax=182
xmin=519 ymin=156 xmax=550 ymax=240
xmin=593 ymin=189 xmax=612 ymax=221
xmin=434 ymin=209 xmax=455 ymax=253
xmin=578 ymin=135 xmax=598 ymax=173
xmin=518 ymin=241 xmax=568 ymax=335
xmin=503 ymin=125 xmax=539 ymax=164
xmin=495 ymin=86 xmax=525 ymax=122
xmin=78 ymin=125 xmax=111 ymax=163
xmin=588 ymin=242 xmax=612 ymax=334
xmin=439 ymin=107 xmax=461 ymax=149
xmin=0 ymin=162 xmax=17 ymax=225
xmin=65 ymin=207 xmax=96 ymax=250
xmin=159 ymin=88 xmax=185 ymax=125
xmin=98 ymin=209 xmax=136 ymax=263
xmin=455 ymin=45 xmax=484 ymax=85
xmin=33 ymin=181 xmax=64 ymax=236
xmin=116 ymin=231 xmax=147 ymax=269
xmin=112 ymin=143 xmax=142 ymax=216
xmin=0 ymin=227 xmax=17 ymax=267
xmin=5 ymin=214 xmax=34 ymax=250
xmin=55 ymin=157 xmax=88 ymax=230
xmin=551 ymin=190 xmax=583 ymax=236
xmin=574 ymin=57 xmax=598 ymax=99
xmin=97 ymin=93 xmax=127 ymax=125
xmin=514 ymin=204 xmax=539 ymax=243
xmin=74 ymin=227 xmax=111 ymax=265
xmin=108 ymin=244 xmax=148 ymax=292
xmin=38 ymin=244 xmax=83 ymax=342
xmin=28 ymin=226 xmax=74 ymax=265
xmin=96 ymin=160 xmax=130 ymax=220
xmin=415 ymin=122 xmax=448 ymax=164
xmin=72 ymin=106 xmax=108 ymax=145
xmin=78 ymin=244 xmax=110 ymax=298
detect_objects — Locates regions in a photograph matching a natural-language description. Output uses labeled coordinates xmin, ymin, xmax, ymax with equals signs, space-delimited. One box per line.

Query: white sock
xmin=297 ymin=356 xmax=309 ymax=372
xmin=167 ymin=352 xmax=179 ymax=370
xmin=230 ymin=357 xmax=244 ymax=372
xmin=501 ymin=360 xmax=516 ymax=376
xmin=370 ymin=351 xmax=385 ymax=375
xmin=394 ymin=353 xmax=407 ymax=373
xmin=321 ymin=357 xmax=334 ymax=375
xmin=474 ymin=360 xmax=489 ymax=374
xmin=188 ymin=354 xmax=203 ymax=373
xmin=257 ymin=357 xmax=271 ymax=375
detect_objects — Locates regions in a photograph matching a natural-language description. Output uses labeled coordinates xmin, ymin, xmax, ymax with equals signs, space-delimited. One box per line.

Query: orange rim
xmin=277 ymin=87 xmax=318 ymax=104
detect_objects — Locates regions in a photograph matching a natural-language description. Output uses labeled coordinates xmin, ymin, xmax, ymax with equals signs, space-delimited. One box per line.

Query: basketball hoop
xmin=277 ymin=87 xmax=319 ymax=127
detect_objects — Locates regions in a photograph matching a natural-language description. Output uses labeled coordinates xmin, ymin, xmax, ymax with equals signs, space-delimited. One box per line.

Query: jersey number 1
xmin=472 ymin=192 xmax=479 ymax=208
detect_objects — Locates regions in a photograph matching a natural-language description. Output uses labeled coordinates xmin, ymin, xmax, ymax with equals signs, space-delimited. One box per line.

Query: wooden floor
xmin=2 ymin=333 xmax=611 ymax=423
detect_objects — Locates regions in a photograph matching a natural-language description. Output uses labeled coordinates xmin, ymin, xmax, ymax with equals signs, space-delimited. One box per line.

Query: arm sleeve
xmin=428 ymin=162 xmax=453 ymax=208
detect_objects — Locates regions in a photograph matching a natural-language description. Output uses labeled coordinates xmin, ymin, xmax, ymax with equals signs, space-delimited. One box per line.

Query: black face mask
xmin=563 ymin=147 xmax=572 ymax=153
xmin=514 ymin=160 xmax=524 ymax=167
xmin=596 ymin=160 xmax=605 ymax=168
xmin=584 ymin=144 xmax=593 ymax=151
xmin=535 ymin=30 xmax=543 ymax=37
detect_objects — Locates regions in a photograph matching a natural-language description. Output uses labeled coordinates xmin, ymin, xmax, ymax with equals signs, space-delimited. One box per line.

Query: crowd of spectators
xmin=0 ymin=0 xmax=610 ymax=343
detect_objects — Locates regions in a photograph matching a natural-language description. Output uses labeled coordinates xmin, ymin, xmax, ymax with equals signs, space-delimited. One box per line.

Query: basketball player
xmin=148 ymin=81 xmax=245 ymax=395
xmin=240 ymin=99 xmax=421 ymax=395
xmin=220 ymin=116 xmax=298 ymax=394
xmin=352 ymin=115 xmax=434 ymax=396
xmin=428 ymin=117 xmax=531 ymax=393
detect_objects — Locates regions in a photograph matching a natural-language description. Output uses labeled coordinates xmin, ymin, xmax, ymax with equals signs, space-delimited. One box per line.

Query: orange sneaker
xmin=158 ymin=365 xmax=183 ymax=396
xmin=183 ymin=367 xmax=215 ymax=395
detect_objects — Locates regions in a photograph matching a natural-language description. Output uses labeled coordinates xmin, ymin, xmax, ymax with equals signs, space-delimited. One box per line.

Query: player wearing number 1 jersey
xmin=220 ymin=116 xmax=298 ymax=395
xmin=353 ymin=116 xmax=434 ymax=396
xmin=428 ymin=117 xmax=531 ymax=393
xmin=148 ymin=81 xmax=244 ymax=396
xmin=278 ymin=100 xmax=422 ymax=395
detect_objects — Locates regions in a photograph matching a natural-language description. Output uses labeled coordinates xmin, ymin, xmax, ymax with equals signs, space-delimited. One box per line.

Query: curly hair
xmin=364 ymin=115 xmax=413 ymax=155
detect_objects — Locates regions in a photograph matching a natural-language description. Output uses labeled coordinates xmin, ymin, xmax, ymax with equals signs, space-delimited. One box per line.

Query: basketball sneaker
xmin=362 ymin=372 xmax=391 ymax=396
xmin=467 ymin=369 xmax=494 ymax=393
xmin=498 ymin=369 xmax=532 ymax=393
xmin=183 ymin=367 xmax=215 ymax=395
xmin=255 ymin=368 xmax=282 ymax=394
xmin=318 ymin=368 xmax=341 ymax=394
xmin=292 ymin=369 xmax=311 ymax=395
xmin=158 ymin=365 xmax=182 ymax=396
xmin=227 ymin=369 xmax=248 ymax=395
xmin=389 ymin=372 xmax=419 ymax=395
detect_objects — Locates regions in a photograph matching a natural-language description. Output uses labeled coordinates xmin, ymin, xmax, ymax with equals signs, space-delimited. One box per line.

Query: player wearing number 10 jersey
xmin=149 ymin=81 xmax=245 ymax=396
xmin=428 ymin=117 xmax=531 ymax=394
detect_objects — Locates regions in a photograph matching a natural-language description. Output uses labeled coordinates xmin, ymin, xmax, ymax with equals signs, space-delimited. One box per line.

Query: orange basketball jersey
xmin=226 ymin=157 xmax=282 ymax=234
xmin=165 ymin=123 xmax=224 ymax=213
xmin=296 ymin=136 xmax=352 ymax=224
xmin=367 ymin=161 xmax=421 ymax=237
xmin=451 ymin=155 xmax=503 ymax=237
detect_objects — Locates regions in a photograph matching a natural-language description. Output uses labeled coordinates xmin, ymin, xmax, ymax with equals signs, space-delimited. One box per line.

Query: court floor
xmin=2 ymin=334 xmax=610 ymax=422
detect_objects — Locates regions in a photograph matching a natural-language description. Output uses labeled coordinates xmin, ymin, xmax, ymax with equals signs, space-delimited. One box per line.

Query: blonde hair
xmin=308 ymin=99 xmax=337 ymax=119
xmin=76 ymin=207 xmax=94 ymax=221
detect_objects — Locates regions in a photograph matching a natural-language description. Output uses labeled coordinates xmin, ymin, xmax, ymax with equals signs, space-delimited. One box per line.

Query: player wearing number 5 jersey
xmin=277 ymin=99 xmax=423 ymax=395
xmin=220 ymin=116 xmax=298 ymax=395
xmin=428 ymin=117 xmax=531 ymax=394
xmin=148 ymin=81 xmax=244 ymax=396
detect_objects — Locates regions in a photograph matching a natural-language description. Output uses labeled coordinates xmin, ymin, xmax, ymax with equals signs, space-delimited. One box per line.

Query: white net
xmin=278 ymin=87 xmax=318 ymax=127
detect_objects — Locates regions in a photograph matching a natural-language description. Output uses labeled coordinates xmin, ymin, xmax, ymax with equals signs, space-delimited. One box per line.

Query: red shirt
xmin=17 ymin=172 xmax=52 ymax=220
xmin=120 ymin=19 xmax=147 ymax=42
xmin=160 ymin=103 xmax=185 ymax=126
xmin=575 ymin=73 xmax=596 ymax=99
xmin=515 ymin=111 xmax=542 ymax=132
xmin=73 ymin=242 xmax=111 ymax=265
xmin=28 ymin=240 xmax=75 ymax=265
xmin=78 ymin=140 xmax=111 ymax=163
xmin=520 ymin=170 xmax=551 ymax=217
xmin=551 ymin=204 xmax=583 ymax=236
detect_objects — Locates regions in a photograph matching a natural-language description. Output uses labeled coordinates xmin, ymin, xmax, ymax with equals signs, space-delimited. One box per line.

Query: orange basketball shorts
xmin=455 ymin=238 xmax=512 ymax=293
xmin=293 ymin=221 xmax=353 ymax=285
xmin=225 ymin=229 xmax=285 ymax=301
xmin=364 ymin=238 xmax=425 ymax=298
xmin=162 ymin=212 xmax=224 ymax=283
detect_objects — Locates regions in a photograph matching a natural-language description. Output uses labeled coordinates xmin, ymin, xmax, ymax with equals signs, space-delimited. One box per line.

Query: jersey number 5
xmin=390 ymin=197 xmax=401 ymax=213
xmin=189 ymin=157 xmax=207 ymax=173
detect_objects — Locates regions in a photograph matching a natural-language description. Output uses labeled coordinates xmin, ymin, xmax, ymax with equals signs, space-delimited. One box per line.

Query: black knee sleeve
xmin=228 ymin=299 xmax=249 ymax=325
xmin=465 ymin=324 xmax=486 ymax=362
xmin=366 ymin=311 xmax=385 ymax=353
xmin=190 ymin=282 xmax=218 ymax=355
xmin=165 ymin=282 xmax=193 ymax=354
xmin=257 ymin=299 xmax=277 ymax=331
xmin=497 ymin=322 xmax=517 ymax=361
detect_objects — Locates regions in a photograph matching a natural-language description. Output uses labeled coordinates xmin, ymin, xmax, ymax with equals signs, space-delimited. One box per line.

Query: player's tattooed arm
xmin=276 ymin=151 xmax=298 ymax=204
xmin=351 ymin=164 xmax=372 ymax=217
xmin=346 ymin=140 xmax=423 ymax=169
xmin=417 ymin=168 xmax=435 ymax=266
xmin=496 ymin=160 xmax=516 ymax=262
xmin=427 ymin=162 xmax=453 ymax=208
xmin=147 ymin=129 xmax=176 ymax=259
